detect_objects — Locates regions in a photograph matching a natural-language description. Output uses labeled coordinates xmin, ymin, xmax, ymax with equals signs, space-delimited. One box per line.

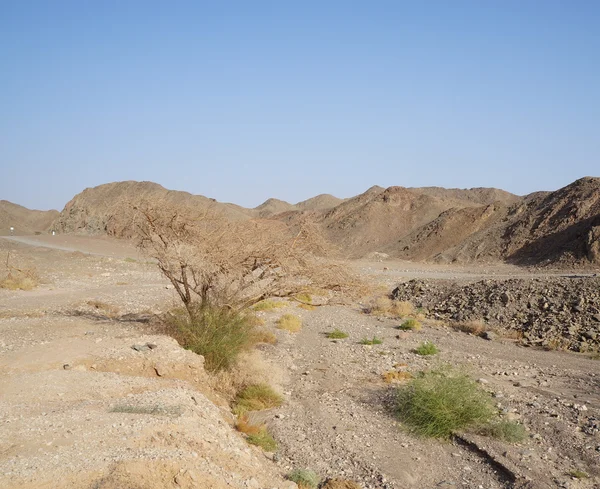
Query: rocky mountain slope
xmin=0 ymin=201 xmax=59 ymax=236
xmin=13 ymin=176 xmax=600 ymax=267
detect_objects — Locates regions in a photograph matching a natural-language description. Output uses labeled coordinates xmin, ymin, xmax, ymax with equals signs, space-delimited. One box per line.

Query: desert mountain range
xmin=2 ymin=177 xmax=600 ymax=267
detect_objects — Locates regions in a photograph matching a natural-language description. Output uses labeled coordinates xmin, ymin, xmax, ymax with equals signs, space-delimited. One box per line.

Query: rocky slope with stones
xmin=392 ymin=276 xmax=600 ymax=352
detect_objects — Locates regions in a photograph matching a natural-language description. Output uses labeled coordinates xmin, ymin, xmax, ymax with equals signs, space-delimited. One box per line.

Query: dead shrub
xmin=453 ymin=319 xmax=486 ymax=336
xmin=0 ymin=253 xmax=39 ymax=291
xmin=382 ymin=370 xmax=413 ymax=383
xmin=367 ymin=296 xmax=414 ymax=318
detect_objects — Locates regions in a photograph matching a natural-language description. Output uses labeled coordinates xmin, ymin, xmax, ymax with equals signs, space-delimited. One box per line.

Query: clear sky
xmin=1 ymin=1 xmax=599 ymax=211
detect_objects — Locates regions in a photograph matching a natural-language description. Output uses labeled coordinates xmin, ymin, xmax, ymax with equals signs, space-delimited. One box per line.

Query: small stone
xmin=477 ymin=378 xmax=489 ymax=384
xmin=592 ymin=314 xmax=600 ymax=322
xmin=482 ymin=331 xmax=497 ymax=341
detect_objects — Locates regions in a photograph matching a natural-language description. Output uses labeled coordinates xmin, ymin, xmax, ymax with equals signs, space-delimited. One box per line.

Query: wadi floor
xmin=0 ymin=236 xmax=598 ymax=489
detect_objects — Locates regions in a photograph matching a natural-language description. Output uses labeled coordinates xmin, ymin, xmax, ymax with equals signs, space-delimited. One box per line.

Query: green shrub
xmin=398 ymin=318 xmax=422 ymax=331
xmin=247 ymin=427 xmax=277 ymax=452
xmin=234 ymin=383 xmax=283 ymax=414
xmin=396 ymin=368 xmax=495 ymax=438
xmin=478 ymin=420 xmax=527 ymax=443
xmin=568 ymin=469 xmax=589 ymax=479
xmin=164 ymin=306 xmax=257 ymax=372
xmin=326 ymin=329 xmax=349 ymax=339
xmin=414 ymin=341 xmax=439 ymax=356
xmin=287 ymin=469 xmax=320 ymax=489
xmin=360 ymin=336 xmax=383 ymax=345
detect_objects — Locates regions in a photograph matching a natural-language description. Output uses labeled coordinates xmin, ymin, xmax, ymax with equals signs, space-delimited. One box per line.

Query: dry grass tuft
xmin=453 ymin=319 xmax=486 ymax=336
xmin=235 ymin=415 xmax=264 ymax=435
xmin=382 ymin=370 xmax=413 ymax=383
xmin=398 ymin=318 xmax=422 ymax=331
xmin=234 ymin=383 xmax=283 ymax=415
xmin=252 ymin=329 xmax=277 ymax=344
xmin=298 ymin=303 xmax=316 ymax=311
xmin=367 ymin=296 xmax=415 ymax=318
xmin=276 ymin=314 xmax=302 ymax=333
xmin=252 ymin=300 xmax=288 ymax=311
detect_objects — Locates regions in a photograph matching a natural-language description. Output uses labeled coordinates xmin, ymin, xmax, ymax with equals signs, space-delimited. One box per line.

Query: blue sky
xmin=1 ymin=1 xmax=598 ymax=210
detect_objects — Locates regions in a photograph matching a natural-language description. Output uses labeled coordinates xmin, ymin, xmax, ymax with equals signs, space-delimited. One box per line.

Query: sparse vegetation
xmin=568 ymin=469 xmax=589 ymax=479
xmin=414 ymin=341 xmax=439 ymax=356
xmin=452 ymin=319 xmax=486 ymax=336
xmin=276 ymin=314 xmax=302 ymax=333
xmin=320 ymin=478 xmax=362 ymax=489
xmin=295 ymin=292 xmax=313 ymax=303
xmin=368 ymin=296 xmax=414 ymax=317
xmin=246 ymin=427 xmax=277 ymax=452
xmin=109 ymin=404 xmax=181 ymax=416
xmin=398 ymin=318 xmax=422 ymax=331
xmin=252 ymin=329 xmax=277 ymax=344
xmin=164 ymin=306 xmax=258 ymax=372
xmin=234 ymin=383 xmax=283 ymax=415
xmin=396 ymin=368 xmax=495 ymax=438
xmin=252 ymin=300 xmax=288 ymax=311
xmin=326 ymin=329 xmax=349 ymax=339
xmin=382 ymin=370 xmax=413 ymax=383
xmin=287 ymin=469 xmax=320 ymax=489
xmin=86 ymin=300 xmax=120 ymax=317
xmin=360 ymin=336 xmax=383 ymax=345
xmin=478 ymin=420 xmax=527 ymax=443
xmin=298 ymin=303 xmax=316 ymax=311
xmin=0 ymin=253 xmax=39 ymax=290
xmin=235 ymin=415 xmax=265 ymax=435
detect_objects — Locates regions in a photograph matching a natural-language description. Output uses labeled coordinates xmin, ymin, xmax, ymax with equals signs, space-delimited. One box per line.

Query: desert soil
xmin=1 ymin=236 xmax=599 ymax=489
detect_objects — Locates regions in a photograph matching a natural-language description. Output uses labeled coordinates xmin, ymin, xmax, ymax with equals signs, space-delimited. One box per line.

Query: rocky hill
xmin=53 ymin=181 xmax=253 ymax=237
xmin=30 ymin=177 xmax=600 ymax=267
xmin=0 ymin=200 xmax=59 ymax=235
xmin=395 ymin=177 xmax=600 ymax=267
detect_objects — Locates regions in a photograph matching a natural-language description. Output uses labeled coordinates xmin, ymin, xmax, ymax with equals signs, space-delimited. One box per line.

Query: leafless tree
xmin=133 ymin=203 xmax=358 ymax=319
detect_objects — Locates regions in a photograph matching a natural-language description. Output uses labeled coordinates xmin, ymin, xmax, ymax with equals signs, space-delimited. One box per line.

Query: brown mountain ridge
xmin=4 ymin=177 xmax=600 ymax=267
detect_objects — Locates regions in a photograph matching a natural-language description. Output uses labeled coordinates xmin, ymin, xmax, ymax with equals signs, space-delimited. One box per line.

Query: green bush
xmin=398 ymin=318 xmax=422 ymax=331
xmin=234 ymin=383 xmax=283 ymax=415
xmin=326 ymin=329 xmax=349 ymax=339
xmin=396 ymin=368 xmax=495 ymax=438
xmin=479 ymin=420 xmax=527 ymax=443
xmin=165 ymin=306 xmax=257 ymax=372
xmin=414 ymin=341 xmax=439 ymax=356
xmin=287 ymin=469 xmax=320 ymax=489
xmin=360 ymin=336 xmax=383 ymax=345
xmin=246 ymin=427 xmax=277 ymax=452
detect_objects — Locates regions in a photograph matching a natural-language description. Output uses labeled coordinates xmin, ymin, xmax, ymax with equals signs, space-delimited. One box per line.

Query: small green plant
xmin=396 ymin=368 xmax=495 ymax=438
xmin=246 ymin=427 xmax=277 ymax=452
xmin=164 ymin=305 xmax=258 ymax=372
xmin=414 ymin=341 xmax=439 ymax=356
xmin=568 ymin=469 xmax=589 ymax=479
xmin=234 ymin=383 xmax=283 ymax=414
xmin=478 ymin=420 xmax=527 ymax=443
xmin=276 ymin=314 xmax=302 ymax=333
xmin=360 ymin=336 xmax=383 ymax=345
xmin=326 ymin=329 xmax=349 ymax=339
xmin=109 ymin=404 xmax=181 ymax=416
xmin=287 ymin=469 xmax=320 ymax=489
xmin=252 ymin=300 xmax=288 ymax=311
xmin=398 ymin=318 xmax=422 ymax=331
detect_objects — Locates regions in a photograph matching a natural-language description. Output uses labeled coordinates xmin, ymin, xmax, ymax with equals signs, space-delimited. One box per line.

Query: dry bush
xmin=235 ymin=415 xmax=264 ymax=435
xmin=321 ymin=478 xmax=362 ymax=489
xmin=276 ymin=314 xmax=302 ymax=333
xmin=0 ymin=253 xmax=39 ymax=291
xmin=367 ymin=296 xmax=415 ymax=318
xmin=133 ymin=203 xmax=359 ymax=317
xmin=453 ymin=319 xmax=486 ymax=336
xmin=86 ymin=300 xmax=120 ymax=317
xmin=382 ymin=370 xmax=413 ymax=383
xmin=233 ymin=383 xmax=283 ymax=415
xmin=252 ymin=329 xmax=277 ymax=344
xmin=297 ymin=303 xmax=316 ymax=311
xmin=252 ymin=300 xmax=288 ymax=311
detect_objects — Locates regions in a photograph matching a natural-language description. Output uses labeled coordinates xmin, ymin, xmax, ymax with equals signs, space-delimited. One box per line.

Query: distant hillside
xmin=53 ymin=181 xmax=253 ymax=237
xmin=393 ymin=177 xmax=600 ymax=266
xmin=42 ymin=177 xmax=600 ymax=267
xmin=0 ymin=201 xmax=59 ymax=235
